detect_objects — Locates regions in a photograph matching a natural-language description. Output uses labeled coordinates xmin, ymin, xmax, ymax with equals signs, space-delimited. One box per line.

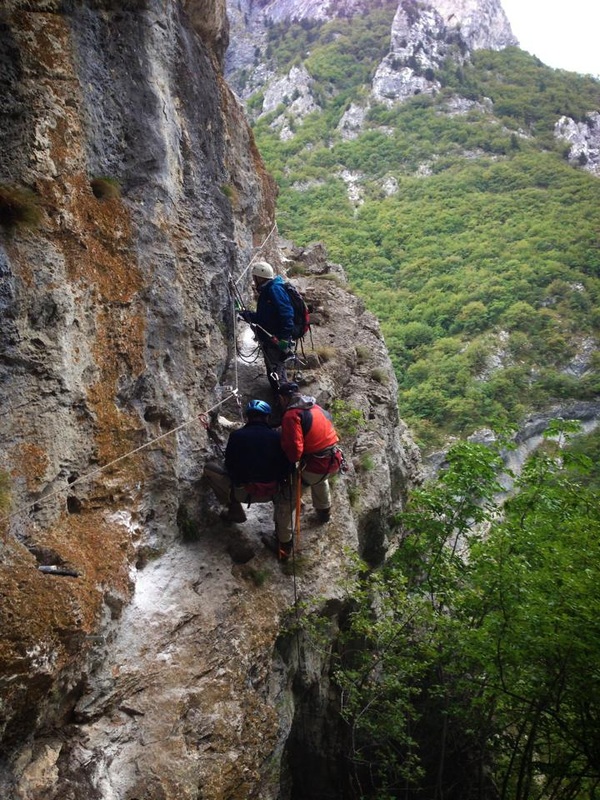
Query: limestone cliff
xmin=226 ymin=0 xmax=517 ymax=106
xmin=555 ymin=111 xmax=600 ymax=176
xmin=372 ymin=0 xmax=516 ymax=105
xmin=0 ymin=1 xmax=419 ymax=798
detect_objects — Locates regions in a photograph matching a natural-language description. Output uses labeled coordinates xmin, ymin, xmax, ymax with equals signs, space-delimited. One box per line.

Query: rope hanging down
xmin=228 ymin=274 xmax=306 ymax=388
xmin=0 ymin=390 xmax=240 ymax=526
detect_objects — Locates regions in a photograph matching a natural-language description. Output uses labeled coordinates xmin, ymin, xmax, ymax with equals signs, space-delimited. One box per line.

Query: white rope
xmin=3 ymin=221 xmax=282 ymax=529
xmin=0 ymin=390 xmax=239 ymax=526
xmin=231 ymin=290 xmax=240 ymax=396
xmin=234 ymin=223 xmax=278 ymax=286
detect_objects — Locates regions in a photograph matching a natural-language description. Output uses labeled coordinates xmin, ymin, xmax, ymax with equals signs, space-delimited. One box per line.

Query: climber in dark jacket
xmin=224 ymin=404 xmax=289 ymax=486
xmin=203 ymin=400 xmax=294 ymax=553
xmin=239 ymin=260 xmax=295 ymax=390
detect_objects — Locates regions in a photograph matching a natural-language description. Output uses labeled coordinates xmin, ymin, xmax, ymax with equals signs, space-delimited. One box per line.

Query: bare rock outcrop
xmin=555 ymin=111 xmax=600 ymax=176
xmin=227 ymin=0 xmax=517 ymax=129
xmin=373 ymin=0 xmax=516 ymax=105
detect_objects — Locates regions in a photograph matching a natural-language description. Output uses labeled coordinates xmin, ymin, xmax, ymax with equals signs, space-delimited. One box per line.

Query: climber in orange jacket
xmin=277 ymin=381 xmax=343 ymax=523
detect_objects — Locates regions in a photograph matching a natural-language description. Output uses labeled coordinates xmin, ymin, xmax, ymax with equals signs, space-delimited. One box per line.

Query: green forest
xmin=330 ymin=422 xmax=600 ymax=799
xmin=244 ymin=10 xmax=600 ymax=449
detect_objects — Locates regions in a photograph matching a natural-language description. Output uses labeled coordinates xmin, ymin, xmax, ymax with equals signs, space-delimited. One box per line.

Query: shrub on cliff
xmin=0 ymin=184 xmax=42 ymax=230
xmin=90 ymin=176 xmax=121 ymax=200
xmin=0 ymin=471 xmax=10 ymax=513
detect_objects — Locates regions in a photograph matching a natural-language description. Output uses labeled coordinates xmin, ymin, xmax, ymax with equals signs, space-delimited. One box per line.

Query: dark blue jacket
xmin=247 ymin=276 xmax=294 ymax=342
xmin=225 ymin=420 xmax=291 ymax=485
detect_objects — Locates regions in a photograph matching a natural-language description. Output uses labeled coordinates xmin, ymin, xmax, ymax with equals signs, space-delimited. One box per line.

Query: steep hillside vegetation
xmin=242 ymin=13 xmax=600 ymax=447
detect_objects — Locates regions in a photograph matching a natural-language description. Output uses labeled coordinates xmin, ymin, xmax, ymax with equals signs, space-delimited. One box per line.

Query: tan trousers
xmin=301 ymin=469 xmax=332 ymax=510
xmin=204 ymin=463 xmax=294 ymax=542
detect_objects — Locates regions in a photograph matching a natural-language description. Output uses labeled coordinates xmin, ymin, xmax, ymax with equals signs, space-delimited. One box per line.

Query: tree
xmin=334 ymin=425 xmax=600 ymax=799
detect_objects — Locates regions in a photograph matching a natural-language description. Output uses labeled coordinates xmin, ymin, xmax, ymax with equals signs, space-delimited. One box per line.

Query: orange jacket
xmin=281 ymin=401 xmax=339 ymax=473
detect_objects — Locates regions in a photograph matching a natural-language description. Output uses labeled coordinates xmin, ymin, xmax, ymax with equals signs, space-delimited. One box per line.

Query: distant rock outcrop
xmin=227 ymin=0 xmax=517 ymax=127
xmin=371 ymin=0 xmax=516 ymax=106
xmin=430 ymin=0 xmax=517 ymax=51
xmin=555 ymin=111 xmax=600 ymax=175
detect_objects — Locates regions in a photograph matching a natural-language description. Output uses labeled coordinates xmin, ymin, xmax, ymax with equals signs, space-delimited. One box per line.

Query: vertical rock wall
xmin=0 ymin=0 xmax=273 ymax=761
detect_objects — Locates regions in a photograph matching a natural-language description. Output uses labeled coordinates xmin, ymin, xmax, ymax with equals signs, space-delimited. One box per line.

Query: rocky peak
xmin=373 ymin=0 xmax=516 ymax=105
xmin=429 ymin=0 xmax=517 ymax=51
xmin=240 ymin=0 xmax=374 ymax=24
xmin=227 ymin=0 xmax=517 ymax=114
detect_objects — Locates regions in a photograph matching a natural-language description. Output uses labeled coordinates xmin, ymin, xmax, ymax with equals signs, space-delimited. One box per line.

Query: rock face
xmin=429 ymin=0 xmax=516 ymax=51
xmin=0 ymin=2 xmax=419 ymax=798
xmin=262 ymin=64 xmax=321 ymax=139
xmin=555 ymin=111 xmax=600 ymax=175
xmin=372 ymin=0 xmax=515 ymax=105
xmin=227 ymin=0 xmax=517 ymax=126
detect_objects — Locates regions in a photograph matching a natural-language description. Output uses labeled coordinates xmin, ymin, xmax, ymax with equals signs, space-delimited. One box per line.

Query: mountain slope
xmin=227 ymin=0 xmax=600 ymax=446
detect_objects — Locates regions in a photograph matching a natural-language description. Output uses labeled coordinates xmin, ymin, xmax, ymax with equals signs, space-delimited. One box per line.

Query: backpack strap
xmin=300 ymin=408 xmax=312 ymax=435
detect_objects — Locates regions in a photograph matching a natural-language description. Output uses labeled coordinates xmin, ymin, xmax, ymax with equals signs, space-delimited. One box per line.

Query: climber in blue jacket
xmin=239 ymin=260 xmax=295 ymax=390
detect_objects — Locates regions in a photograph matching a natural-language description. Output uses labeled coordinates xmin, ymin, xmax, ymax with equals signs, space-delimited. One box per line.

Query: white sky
xmin=501 ymin=0 xmax=600 ymax=77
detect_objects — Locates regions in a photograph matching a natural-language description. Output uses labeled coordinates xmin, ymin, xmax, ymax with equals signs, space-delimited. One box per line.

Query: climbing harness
xmin=240 ymin=481 xmax=279 ymax=506
xmin=302 ymin=445 xmax=345 ymax=480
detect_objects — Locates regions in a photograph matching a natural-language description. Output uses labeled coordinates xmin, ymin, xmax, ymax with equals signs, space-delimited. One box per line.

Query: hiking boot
xmin=316 ymin=508 xmax=331 ymax=523
xmin=278 ymin=538 xmax=293 ymax=560
xmin=220 ymin=502 xmax=247 ymax=523
xmin=261 ymin=532 xmax=293 ymax=561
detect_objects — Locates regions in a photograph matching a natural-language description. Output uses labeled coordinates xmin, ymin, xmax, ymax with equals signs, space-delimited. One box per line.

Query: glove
xmin=277 ymin=339 xmax=290 ymax=352
xmin=238 ymin=310 xmax=252 ymax=322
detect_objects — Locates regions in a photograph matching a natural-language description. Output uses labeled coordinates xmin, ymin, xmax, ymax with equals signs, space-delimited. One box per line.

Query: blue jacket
xmin=225 ymin=420 xmax=291 ymax=485
xmin=247 ymin=276 xmax=294 ymax=342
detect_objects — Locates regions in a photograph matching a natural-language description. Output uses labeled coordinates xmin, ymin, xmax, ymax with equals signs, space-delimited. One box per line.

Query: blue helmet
xmin=245 ymin=399 xmax=272 ymax=416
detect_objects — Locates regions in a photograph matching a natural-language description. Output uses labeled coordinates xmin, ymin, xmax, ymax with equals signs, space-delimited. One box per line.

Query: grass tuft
xmin=247 ymin=566 xmax=270 ymax=587
xmin=370 ymin=367 xmax=389 ymax=385
xmin=0 ymin=184 xmax=42 ymax=229
xmin=316 ymin=345 xmax=337 ymax=363
xmin=359 ymin=453 xmax=375 ymax=472
xmin=356 ymin=345 xmax=371 ymax=364
xmin=91 ymin=176 xmax=121 ymax=200
xmin=0 ymin=471 xmax=10 ymax=511
xmin=287 ymin=263 xmax=307 ymax=277
xmin=281 ymin=554 xmax=309 ymax=576
xmin=348 ymin=484 xmax=360 ymax=507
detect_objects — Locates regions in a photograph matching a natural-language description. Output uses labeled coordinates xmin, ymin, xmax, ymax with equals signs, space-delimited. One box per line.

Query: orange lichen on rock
xmin=16 ymin=12 xmax=74 ymax=80
xmin=10 ymin=443 xmax=49 ymax=492
xmin=45 ymin=508 xmax=135 ymax=600
xmin=0 ymin=507 xmax=134 ymax=716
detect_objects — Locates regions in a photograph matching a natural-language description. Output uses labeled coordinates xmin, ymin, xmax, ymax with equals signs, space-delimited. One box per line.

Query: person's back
xmin=280 ymin=400 xmax=338 ymax=467
xmin=239 ymin=261 xmax=295 ymax=391
xmin=277 ymin=382 xmax=342 ymax=523
xmin=254 ymin=274 xmax=294 ymax=344
xmin=203 ymin=400 xmax=295 ymax=558
xmin=225 ymin=418 xmax=289 ymax=485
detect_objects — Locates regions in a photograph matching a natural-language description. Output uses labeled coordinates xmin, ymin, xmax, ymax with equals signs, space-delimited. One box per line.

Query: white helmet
xmin=252 ymin=261 xmax=275 ymax=280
